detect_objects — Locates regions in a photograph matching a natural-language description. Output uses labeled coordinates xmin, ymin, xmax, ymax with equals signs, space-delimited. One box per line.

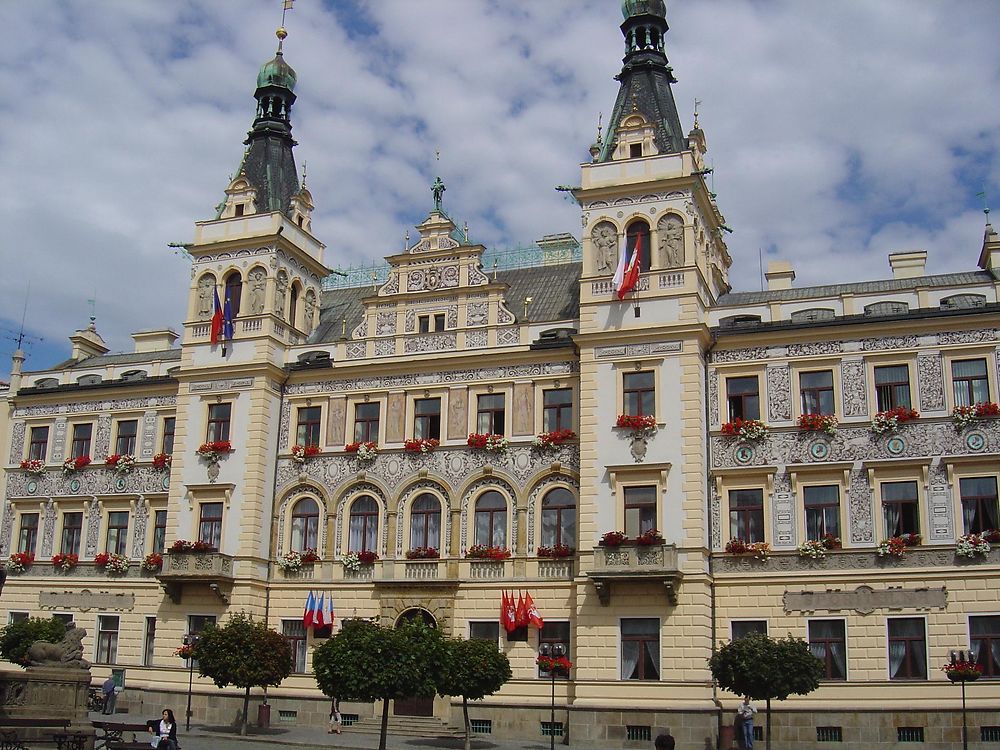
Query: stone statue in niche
xmin=303 ymin=289 xmax=317 ymax=333
xmin=197 ymin=275 xmax=215 ymax=320
xmin=657 ymin=214 xmax=684 ymax=268
xmin=247 ymin=268 xmax=267 ymax=315
xmin=592 ymin=221 xmax=619 ymax=274
xmin=275 ymin=271 xmax=288 ymax=320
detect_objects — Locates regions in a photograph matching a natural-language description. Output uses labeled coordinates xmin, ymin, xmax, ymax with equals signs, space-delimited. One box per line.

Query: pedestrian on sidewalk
xmin=735 ymin=696 xmax=757 ymax=749
xmin=101 ymin=675 xmax=116 ymax=715
xmin=328 ymin=696 xmax=342 ymax=734
xmin=654 ymin=733 xmax=675 ymax=750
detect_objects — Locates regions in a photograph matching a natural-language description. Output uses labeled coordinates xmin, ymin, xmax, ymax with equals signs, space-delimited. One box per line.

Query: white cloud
xmin=1 ymin=0 xmax=998 ymax=375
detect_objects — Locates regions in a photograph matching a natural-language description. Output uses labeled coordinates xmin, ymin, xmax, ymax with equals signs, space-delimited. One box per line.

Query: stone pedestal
xmin=0 ymin=666 xmax=95 ymax=748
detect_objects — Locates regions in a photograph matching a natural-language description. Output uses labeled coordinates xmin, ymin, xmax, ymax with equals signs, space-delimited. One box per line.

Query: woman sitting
xmin=148 ymin=709 xmax=179 ymax=750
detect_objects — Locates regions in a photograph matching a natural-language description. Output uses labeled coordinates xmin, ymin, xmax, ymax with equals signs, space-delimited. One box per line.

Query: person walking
xmin=328 ymin=696 xmax=342 ymax=734
xmin=736 ymin=696 xmax=757 ymax=749
xmin=101 ymin=675 xmax=116 ymax=715
xmin=654 ymin=733 xmax=675 ymax=750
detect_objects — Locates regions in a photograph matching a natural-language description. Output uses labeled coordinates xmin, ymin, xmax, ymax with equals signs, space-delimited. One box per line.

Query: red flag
xmin=303 ymin=590 xmax=315 ymax=628
xmin=210 ymin=287 xmax=224 ymax=344
xmin=526 ymin=592 xmax=543 ymax=629
xmin=515 ymin=591 xmax=529 ymax=628
xmin=617 ymin=233 xmax=642 ymax=300
xmin=504 ymin=591 xmax=518 ymax=633
xmin=500 ymin=590 xmax=510 ymax=632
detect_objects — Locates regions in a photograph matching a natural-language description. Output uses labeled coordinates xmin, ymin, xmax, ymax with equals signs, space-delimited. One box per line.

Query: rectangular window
xmin=418 ymin=315 xmax=430 ymax=334
xmin=433 ymin=313 xmax=446 ymax=332
xmin=296 ymin=406 xmax=322 ymax=447
xmin=804 ymin=485 xmax=841 ymax=540
xmin=726 ymin=376 xmax=760 ymax=421
xmin=70 ymin=423 xmax=93 ymax=458
xmin=731 ymin=621 xmax=768 ymax=640
xmin=353 ymin=402 xmax=380 ymax=443
xmin=971 ymin=615 xmax=1000 ymax=678
xmin=17 ymin=513 xmax=39 ymax=553
xmin=623 ymin=486 xmax=657 ymax=538
xmin=538 ymin=621 xmax=571 ymax=679
xmin=96 ymin=615 xmax=120 ymax=664
xmin=476 ymin=394 xmax=506 ymax=435
xmin=414 ymin=398 xmax=442 ymax=441
xmin=206 ymin=403 xmax=232 ymax=443
xmin=8 ymin=612 xmax=28 ymax=624
xmin=28 ymin=426 xmax=49 ymax=462
xmin=152 ymin=510 xmax=168 ymax=554
xmin=881 ymin=481 xmax=919 ymax=537
xmin=106 ymin=511 xmax=129 ymax=555
xmin=621 ymin=618 xmax=659 ymax=680
xmin=808 ymin=620 xmax=847 ymax=680
xmin=874 ymin=365 xmax=911 ymax=411
xmin=161 ymin=417 xmax=176 ymax=455
xmin=729 ymin=489 xmax=764 ymax=543
xmin=186 ymin=614 xmax=216 ymax=668
xmin=623 ymin=371 xmax=655 ymax=417
xmin=114 ymin=420 xmax=138 ymax=455
xmin=470 ymin=621 xmax=500 ymax=645
xmin=283 ymin=620 xmax=307 ymax=673
xmin=143 ymin=617 xmax=156 ymax=667
xmin=960 ymin=477 xmax=999 ymax=535
xmin=542 ymin=388 xmax=574 ymax=433
xmin=887 ymin=618 xmax=927 ymax=680
xmin=61 ymin=512 xmax=83 ymax=555
xmin=198 ymin=503 xmax=223 ymax=549
xmin=52 ymin=613 xmax=74 ymax=625
xmin=953 ymin=358 xmax=990 ymax=407
xmin=800 ymin=370 xmax=835 ymax=415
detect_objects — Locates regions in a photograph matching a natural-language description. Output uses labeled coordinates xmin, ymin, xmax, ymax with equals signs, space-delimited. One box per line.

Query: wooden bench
xmin=91 ymin=722 xmax=153 ymax=750
xmin=0 ymin=718 xmax=86 ymax=750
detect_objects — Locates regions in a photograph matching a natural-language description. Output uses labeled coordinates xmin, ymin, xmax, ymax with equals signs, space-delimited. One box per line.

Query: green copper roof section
xmin=622 ymin=0 xmax=666 ymax=19
xmin=257 ymin=50 xmax=297 ymax=92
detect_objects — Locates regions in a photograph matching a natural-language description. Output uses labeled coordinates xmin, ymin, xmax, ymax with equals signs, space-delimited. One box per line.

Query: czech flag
xmin=314 ymin=592 xmax=326 ymax=628
xmin=210 ymin=288 xmax=224 ymax=345
xmin=617 ymin=232 xmax=642 ymax=300
xmin=302 ymin=590 xmax=316 ymax=628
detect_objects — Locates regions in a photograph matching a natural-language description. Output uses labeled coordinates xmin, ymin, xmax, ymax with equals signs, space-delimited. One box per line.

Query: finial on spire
xmin=597 ymin=112 xmax=604 ymax=144
xmin=693 ymin=98 xmax=702 ymax=128
xmin=301 ymin=160 xmax=307 ymax=187
xmin=977 ymin=187 xmax=991 ymax=221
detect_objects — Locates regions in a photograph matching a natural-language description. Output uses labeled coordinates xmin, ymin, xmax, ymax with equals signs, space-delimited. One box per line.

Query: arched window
xmin=474 ymin=491 xmax=507 ymax=548
xmin=409 ymin=494 xmax=442 ymax=551
xmin=289 ymin=284 xmax=300 ymax=328
xmin=224 ymin=271 xmax=243 ymax=317
xmin=626 ymin=220 xmax=652 ymax=272
xmin=348 ymin=495 xmax=378 ymax=553
xmin=290 ymin=497 xmax=320 ymax=552
xmin=541 ymin=487 xmax=576 ymax=549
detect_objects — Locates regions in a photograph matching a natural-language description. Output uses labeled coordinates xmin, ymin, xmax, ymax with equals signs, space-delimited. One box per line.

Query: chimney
xmin=978 ymin=223 xmax=999 ymax=271
xmin=765 ymin=261 xmax=795 ymax=290
xmin=132 ymin=329 xmax=179 ymax=354
xmin=68 ymin=319 xmax=109 ymax=361
xmin=888 ymin=251 xmax=927 ymax=279
xmin=9 ymin=349 xmax=25 ymax=392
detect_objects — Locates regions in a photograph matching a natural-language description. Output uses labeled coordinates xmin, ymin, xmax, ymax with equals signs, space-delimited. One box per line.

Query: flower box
xmin=467 ymin=433 xmax=509 ymax=452
xmin=871 ymin=407 xmax=919 ymax=435
xmin=600 ymin=531 xmax=627 ymax=547
xmin=956 ymin=533 xmax=992 ymax=558
xmin=798 ymin=534 xmax=842 ymax=559
xmin=942 ymin=660 xmax=982 ymax=682
xmin=152 ymin=453 xmax=172 ymax=470
xmin=291 ymin=444 xmax=320 ymax=463
xmin=142 ymin=553 xmax=163 ymax=572
xmin=169 ymin=539 xmax=217 ymax=553
xmin=104 ymin=453 xmax=136 ymax=475
xmin=532 ymin=429 xmax=577 ymax=449
xmin=62 ymin=456 xmax=91 ymax=475
xmin=725 ymin=539 xmax=770 ymax=561
xmin=19 ymin=459 xmax=45 ymax=476
xmin=797 ymin=413 xmax=838 ymax=436
xmin=300 ymin=548 xmax=320 ymax=564
xmin=95 ymin=552 xmax=130 ymax=574
xmin=615 ymin=414 xmax=657 ymax=436
xmin=344 ymin=441 xmax=378 ymax=461
xmin=404 ymin=438 xmax=439 ymax=454
xmin=342 ymin=550 xmax=378 ymax=572
xmin=52 ymin=553 xmax=78 ymax=571
xmin=465 ymin=545 xmax=511 ymax=560
xmin=196 ymin=441 xmax=233 ymax=463
xmin=6 ymin=552 xmax=34 ymax=573
xmin=876 ymin=535 xmax=919 ymax=558
xmin=721 ymin=419 xmax=769 ymax=443
xmin=636 ymin=529 xmax=664 ymax=546
xmin=953 ymin=402 xmax=1000 ymax=431
xmin=405 ymin=547 xmax=440 ymax=559
xmin=536 ymin=654 xmax=572 ymax=676
xmin=537 ymin=544 xmax=575 ymax=558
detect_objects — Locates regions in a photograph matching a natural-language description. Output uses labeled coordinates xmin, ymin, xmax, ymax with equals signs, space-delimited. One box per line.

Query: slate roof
xmin=715 ymin=271 xmax=995 ymax=307
xmin=38 ymin=348 xmax=182 ymax=373
xmin=309 ymin=262 xmax=581 ymax=345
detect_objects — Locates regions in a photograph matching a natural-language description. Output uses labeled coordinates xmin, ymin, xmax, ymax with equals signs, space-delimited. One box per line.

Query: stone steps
xmin=347 ymin=715 xmax=464 ymax=738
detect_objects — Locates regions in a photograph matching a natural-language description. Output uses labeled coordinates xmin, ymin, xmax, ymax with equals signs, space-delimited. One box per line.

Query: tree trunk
xmin=241 ymin=686 xmax=250 ymax=736
xmin=379 ymin=697 xmax=390 ymax=750
xmin=463 ymin=696 xmax=471 ymax=750
xmin=764 ymin=698 xmax=771 ymax=750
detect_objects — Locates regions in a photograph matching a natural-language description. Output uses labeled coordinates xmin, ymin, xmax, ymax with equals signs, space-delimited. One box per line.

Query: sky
xmin=2 ymin=0 xmax=998 ymax=377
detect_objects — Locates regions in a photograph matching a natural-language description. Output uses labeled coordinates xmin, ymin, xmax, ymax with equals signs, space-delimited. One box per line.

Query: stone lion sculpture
xmin=25 ymin=623 xmax=89 ymax=670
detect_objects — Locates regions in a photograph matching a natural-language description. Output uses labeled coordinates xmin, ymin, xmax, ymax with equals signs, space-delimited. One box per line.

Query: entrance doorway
xmin=393 ymin=608 xmax=436 ymax=717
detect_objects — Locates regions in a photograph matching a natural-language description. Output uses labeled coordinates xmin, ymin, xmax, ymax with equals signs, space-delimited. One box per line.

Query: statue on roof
xmin=431 ymin=177 xmax=446 ymax=212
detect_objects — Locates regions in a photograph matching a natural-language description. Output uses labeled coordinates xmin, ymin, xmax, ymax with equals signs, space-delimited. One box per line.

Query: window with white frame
xmin=729 ymin=489 xmax=764 ymax=543
xmin=17 ymin=513 xmax=39 ymax=553
xmin=540 ymin=488 xmax=576 ymax=549
xmin=96 ymin=615 xmax=120 ymax=664
xmin=803 ymin=485 xmax=841 ymax=540
xmin=881 ymin=481 xmax=919 ymax=537
xmin=105 ymin=511 xmax=129 ymax=555
xmin=348 ymin=496 xmax=379 ymax=553
xmin=474 ymin=491 xmax=507 ymax=548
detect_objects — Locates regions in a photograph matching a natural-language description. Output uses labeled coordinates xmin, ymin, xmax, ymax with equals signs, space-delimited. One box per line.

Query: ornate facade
xmin=2 ymin=5 xmax=999 ymax=749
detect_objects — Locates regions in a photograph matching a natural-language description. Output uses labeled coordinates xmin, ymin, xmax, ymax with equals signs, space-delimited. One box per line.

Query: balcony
xmin=586 ymin=544 xmax=682 ymax=606
xmin=156 ymin=552 xmax=235 ymax=604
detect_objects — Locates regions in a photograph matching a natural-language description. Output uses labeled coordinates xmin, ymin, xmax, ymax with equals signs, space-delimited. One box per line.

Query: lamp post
xmin=947 ymin=649 xmax=980 ymax=750
xmin=183 ymin=634 xmax=199 ymax=731
xmin=538 ymin=642 xmax=566 ymax=750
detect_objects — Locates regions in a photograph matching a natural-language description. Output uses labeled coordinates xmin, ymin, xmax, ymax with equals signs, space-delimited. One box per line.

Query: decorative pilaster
xmin=848 ymin=467 xmax=874 ymax=544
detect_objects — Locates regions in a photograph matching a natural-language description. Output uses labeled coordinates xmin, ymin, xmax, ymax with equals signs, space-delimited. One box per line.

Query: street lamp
xmin=183 ymin=634 xmax=200 ymax=731
xmin=538 ymin=642 xmax=566 ymax=750
xmin=947 ymin=649 xmax=980 ymax=750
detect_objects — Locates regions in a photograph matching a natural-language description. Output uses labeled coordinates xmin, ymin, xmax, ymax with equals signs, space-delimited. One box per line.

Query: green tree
xmin=708 ymin=631 xmax=824 ymax=750
xmin=189 ymin=612 xmax=292 ymax=736
xmin=313 ymin=618 xmax=448 ymax=750
xmin=439 ymin=637 xmax=512 ymax=750
xmin=0 ymin=617 xmax=66 ymax=667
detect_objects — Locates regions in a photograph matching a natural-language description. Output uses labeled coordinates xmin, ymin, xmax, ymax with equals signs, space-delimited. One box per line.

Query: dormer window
xmin=235 ymin=204 xmax=245 ymax=217
xmin=630 ymin=143 xmax=643 ymax=158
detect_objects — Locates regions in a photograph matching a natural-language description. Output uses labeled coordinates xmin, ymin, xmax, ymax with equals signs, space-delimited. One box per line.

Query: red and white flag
xmin=617 ymin=233 xmax=642 ymax=300
xmin=525 ymin=592 xmax=544 ymax=629
xmin=502 ymin=590 xmax=518 ymax=633
xmin=612 ymin=233 xmax=627 ymax=291
xmin=302 ymin=590 xmax=316 ymax=628
xmin=515 ymin=592 xmax=529 ymax=628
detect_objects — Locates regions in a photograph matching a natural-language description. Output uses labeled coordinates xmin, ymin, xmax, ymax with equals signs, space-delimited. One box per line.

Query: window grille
xmin=897 ymin=727 xmax=924 ymax=742
xmin=470 ymin=719 xmax=492 ymax=734
xmin=541 ymin=722 xmax=564 ymax=737
xmin=627 ymin=726 xmax=652 ymax=741
xmin=816 ymin=726 xmax=843 ymax=742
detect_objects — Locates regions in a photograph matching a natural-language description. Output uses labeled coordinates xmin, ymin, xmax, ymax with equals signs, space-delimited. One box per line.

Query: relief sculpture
xmin=591 ymin=221 xmax=618 ymax=275
xmin=657 ymin=213 xmax=684 ymax=268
